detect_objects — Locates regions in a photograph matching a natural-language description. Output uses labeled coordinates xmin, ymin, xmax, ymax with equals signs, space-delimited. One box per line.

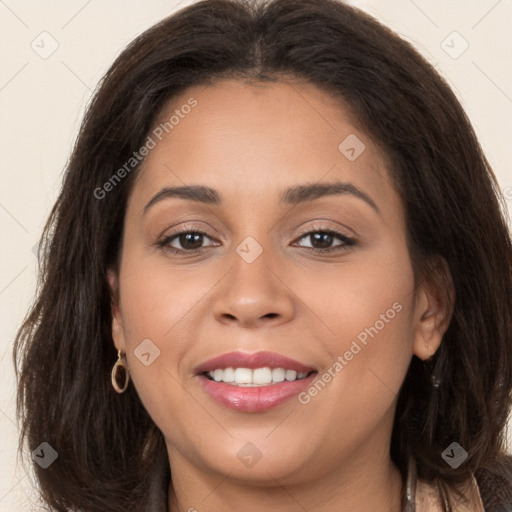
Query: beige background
xmin=1 ymin=0 xmax=511 ymax=509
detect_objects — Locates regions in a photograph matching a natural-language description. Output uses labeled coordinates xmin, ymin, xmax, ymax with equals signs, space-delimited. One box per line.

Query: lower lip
xmin=197 ymin=373 xmax=317 ymax=412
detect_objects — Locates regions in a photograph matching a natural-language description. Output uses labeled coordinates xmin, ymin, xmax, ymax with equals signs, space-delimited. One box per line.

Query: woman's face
xmin=110 ymin=79 xmax=447 ymax=488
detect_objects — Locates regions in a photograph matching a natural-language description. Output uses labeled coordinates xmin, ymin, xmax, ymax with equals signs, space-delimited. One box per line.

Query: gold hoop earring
xmin=111 ymin=349 xmax=130 ymax=393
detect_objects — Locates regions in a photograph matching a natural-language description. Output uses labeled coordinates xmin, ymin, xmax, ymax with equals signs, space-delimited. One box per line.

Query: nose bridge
xmin=213 ymin=233 xmax=295 ymax=327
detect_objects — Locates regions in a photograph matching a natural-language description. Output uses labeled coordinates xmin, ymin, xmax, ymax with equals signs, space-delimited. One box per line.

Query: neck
xmin=166 ymin=446 xmax=404 ymax=512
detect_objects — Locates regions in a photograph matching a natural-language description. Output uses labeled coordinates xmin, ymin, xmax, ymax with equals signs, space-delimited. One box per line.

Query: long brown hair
xmin=14 ymin=0 xmax=512 ymax=510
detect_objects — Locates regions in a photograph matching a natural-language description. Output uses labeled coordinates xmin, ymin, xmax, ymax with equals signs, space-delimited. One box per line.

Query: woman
xmin=14 ymin=0 xmax=512 ymax=510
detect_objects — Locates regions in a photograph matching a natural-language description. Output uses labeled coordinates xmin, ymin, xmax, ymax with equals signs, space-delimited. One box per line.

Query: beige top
xmin=415 ymin=474 xmax=485 ymax=511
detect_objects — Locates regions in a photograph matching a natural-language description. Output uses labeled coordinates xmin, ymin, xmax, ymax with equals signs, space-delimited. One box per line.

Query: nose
xmin=212 ymin=243 xmax=296 ymax=329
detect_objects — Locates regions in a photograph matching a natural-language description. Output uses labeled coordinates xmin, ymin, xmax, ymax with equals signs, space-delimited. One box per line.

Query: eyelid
xmin=157 ymin=224 xmax=218 ymax=247
xmin=292 ymin=220 xmax=356 ymax=240
xmin=157 ymin=221 xmax=218 ymax=240
xmin=158 ymin=220 xmax=352 ymax=240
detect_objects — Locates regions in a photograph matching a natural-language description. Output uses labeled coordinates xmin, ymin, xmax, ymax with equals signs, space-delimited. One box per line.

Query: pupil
xmin=312 ymin=232 xmax=332 ymax=249
xmin=180 ymin=233 xmax=202 ymax=249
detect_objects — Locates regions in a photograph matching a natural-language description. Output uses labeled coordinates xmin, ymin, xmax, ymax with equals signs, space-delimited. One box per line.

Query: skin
xmin=108 ymin=79 xmax=453 ymax=512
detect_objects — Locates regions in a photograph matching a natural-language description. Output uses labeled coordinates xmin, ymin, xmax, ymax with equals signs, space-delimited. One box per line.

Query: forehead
xmin=131 ymin=79 xmax=395 ymax=212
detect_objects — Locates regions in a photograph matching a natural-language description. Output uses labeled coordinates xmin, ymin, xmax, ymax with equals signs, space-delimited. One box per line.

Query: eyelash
xmin=156 ymin=224 xmax=357 ymax=255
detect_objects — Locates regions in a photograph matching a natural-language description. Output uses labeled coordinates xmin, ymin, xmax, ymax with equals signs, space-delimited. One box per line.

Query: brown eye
xmin=158 ymin=230 xmax=217 ymax=254
xmin=173 ymin=232 xmax=205 ymax=250
xmin=294 ymin=229 xmax=356 ymax=253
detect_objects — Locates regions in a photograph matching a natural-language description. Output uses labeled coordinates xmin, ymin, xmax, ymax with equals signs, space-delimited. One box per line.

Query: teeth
xmin=206 ymin=367 xmax=310 ymax=386
xmin=234 ymin=368 xmax=252 ymax=384
xmin=272 ymin=368 xmax=285 ymax=383
xmin=285 ymin=370 xmax=297 ymax=381
xmin=222 ymin=367 xmax=234 ymax=382
xmin=253 ymin=367 xmax=272 ymax=385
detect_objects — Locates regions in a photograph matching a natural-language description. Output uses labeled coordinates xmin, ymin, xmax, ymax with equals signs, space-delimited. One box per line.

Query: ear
xmin=412 ymin=256 xmax=455 ymax=361
xmin=107 ymin=268 xmax=127 ymax=353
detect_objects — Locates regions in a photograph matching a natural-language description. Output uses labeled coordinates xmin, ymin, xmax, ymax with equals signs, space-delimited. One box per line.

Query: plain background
xmin=1 ymin=0 xmax=511 ymax=509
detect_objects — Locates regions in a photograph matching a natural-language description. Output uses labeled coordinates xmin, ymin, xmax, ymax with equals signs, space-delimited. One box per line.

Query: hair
xmin=13 ymin=0 xmax=512 ymax=510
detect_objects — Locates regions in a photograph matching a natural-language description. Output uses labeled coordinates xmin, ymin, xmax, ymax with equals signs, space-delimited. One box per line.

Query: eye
xmin=156 ymin=225 xmax=357 ymax=255
xmin=293 ymin=228 xmax=356 ymax=253
xmin=157 ymin=228 xmax=218 ymax=254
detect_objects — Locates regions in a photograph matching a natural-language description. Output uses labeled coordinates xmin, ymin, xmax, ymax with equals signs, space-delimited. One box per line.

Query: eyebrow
xmin=143 ymin=181 xmax=380 ymax=215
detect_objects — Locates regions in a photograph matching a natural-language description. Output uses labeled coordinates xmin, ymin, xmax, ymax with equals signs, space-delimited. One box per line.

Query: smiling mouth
xmin=202 ymin=367 xmax=317 ymax=387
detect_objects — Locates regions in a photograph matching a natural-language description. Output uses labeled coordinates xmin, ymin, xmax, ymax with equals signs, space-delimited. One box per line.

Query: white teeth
xmin=222 ymin=367 xmax=235 ymax=382
xmin=285 ymin=370 xmax=297 ymax=381
xmin=234 ymin=368 xmax=252 ymax=384
xmin=253 ymin=367 xmax=272 ymax=385
xmin=206 ymin=367 xmax=310 ymax=386
xmin=272 ymin=367 xmax=285 ymax=383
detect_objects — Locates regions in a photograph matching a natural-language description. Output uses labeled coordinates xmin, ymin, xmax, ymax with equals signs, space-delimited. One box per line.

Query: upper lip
xmin=194 ymin=351 xmax=316 ymax=374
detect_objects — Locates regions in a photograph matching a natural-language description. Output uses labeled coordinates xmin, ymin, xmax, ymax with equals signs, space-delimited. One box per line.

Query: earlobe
xmin=412 ymin=303 xmax=441 ymax=361
xmin=111 ymin=314 xmax=127 ymax=353
xmin=412 ymin=257 xmax=455 ymax=361
xmin=107 ymin=269 xmax=126 ymax=353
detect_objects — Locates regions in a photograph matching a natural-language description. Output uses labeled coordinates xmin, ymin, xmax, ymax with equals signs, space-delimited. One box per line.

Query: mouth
xmin=194 ymin=351 xmax=318 ymax=412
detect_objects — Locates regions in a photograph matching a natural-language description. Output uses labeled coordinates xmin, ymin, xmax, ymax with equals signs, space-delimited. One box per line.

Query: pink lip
xmin=197 ymin=373 xmax=317 ymax=412
xmin=194 ymin=350 xmax=315 ymax=374
xmin=194 ymin=351 xmax=317 ymax=412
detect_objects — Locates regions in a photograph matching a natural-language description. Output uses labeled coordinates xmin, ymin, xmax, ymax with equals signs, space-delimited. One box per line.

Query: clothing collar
xmin=405 ymin=456 xmax=485 ymax=512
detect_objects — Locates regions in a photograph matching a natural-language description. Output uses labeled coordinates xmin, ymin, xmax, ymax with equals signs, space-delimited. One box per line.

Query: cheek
xmin=117 ymin=244 xmax=214 ymax=350
xmin=115 ymin=248 xmax=228 ymax=434
xmin=296 ymin=247 xmax=414 ymax=358
xmin=295 ymin=245 xmax=415 ymax=417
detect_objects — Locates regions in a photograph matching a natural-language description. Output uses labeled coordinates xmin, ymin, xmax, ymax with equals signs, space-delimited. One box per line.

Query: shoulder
xmin=474 ymin=453 xmax=512 ymax=512
xmin=416 ymin=475 xmax=484 ymax=512
xmin=416 ymin=454 xmax=512 ymax=512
